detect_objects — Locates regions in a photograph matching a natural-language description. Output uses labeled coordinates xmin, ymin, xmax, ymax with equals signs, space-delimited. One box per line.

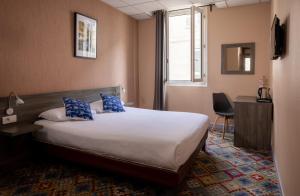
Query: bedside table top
xmin=0 ymin=123 xmax=43 ymax=137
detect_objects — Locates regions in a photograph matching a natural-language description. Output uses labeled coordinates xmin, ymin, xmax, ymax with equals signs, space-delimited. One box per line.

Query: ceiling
xmin=101 ymin=0 xmax=270 ymax=20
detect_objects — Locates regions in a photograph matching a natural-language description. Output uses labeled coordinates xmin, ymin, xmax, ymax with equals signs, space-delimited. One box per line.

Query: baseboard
xmin=209 ymin=123 xmax=234 ymax=133
xmin=272 ymin=152 xmax=285 ymax=195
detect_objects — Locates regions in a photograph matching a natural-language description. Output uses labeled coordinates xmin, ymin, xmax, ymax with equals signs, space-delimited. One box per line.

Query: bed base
xmin=35 ymin=129 xmax=208 ymax=187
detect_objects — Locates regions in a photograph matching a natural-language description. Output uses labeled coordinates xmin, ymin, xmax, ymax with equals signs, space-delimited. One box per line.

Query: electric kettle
xmin=257 ymin=87 xmax=272 ymax=102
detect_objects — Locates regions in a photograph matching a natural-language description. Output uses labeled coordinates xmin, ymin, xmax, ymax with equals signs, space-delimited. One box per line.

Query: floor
xmin=0 ymin=131 xmax=282 ymax=196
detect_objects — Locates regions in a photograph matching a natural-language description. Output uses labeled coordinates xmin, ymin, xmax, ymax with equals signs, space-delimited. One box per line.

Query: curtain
xmin=153 ymin=10 xmax=167 ymax=110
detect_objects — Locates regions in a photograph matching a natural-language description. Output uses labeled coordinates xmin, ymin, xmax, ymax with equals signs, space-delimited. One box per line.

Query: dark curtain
xmin=153 ymin=10 xmax=167 ymax=110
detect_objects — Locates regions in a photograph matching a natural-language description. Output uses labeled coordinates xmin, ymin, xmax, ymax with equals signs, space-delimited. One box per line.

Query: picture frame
xmin=74 ymin=13 xmax=97 ymax=59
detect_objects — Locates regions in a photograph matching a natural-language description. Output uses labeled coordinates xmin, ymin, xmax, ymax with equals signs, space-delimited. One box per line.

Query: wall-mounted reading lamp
xmin=6 ymin=92 xmax=24 ymax=115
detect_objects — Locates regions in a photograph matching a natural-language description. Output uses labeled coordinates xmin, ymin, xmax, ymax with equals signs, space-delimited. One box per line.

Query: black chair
xmin=211 ymin=93 xmax=234 ymax=139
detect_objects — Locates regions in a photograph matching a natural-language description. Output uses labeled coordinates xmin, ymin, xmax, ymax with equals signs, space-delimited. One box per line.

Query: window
xmin=167 ymin=7 xmax=207 ymax=84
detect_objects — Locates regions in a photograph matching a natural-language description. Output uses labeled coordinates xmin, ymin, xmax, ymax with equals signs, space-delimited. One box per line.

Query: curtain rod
xmin=167 ymin=3 xmax=215 ymax=12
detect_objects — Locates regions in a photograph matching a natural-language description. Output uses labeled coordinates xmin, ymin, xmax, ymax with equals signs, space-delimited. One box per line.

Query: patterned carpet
xmin=0 ymin=131 xmax=282 ymax=196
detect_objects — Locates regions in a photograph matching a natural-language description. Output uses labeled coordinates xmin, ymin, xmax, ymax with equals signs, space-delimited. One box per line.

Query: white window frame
xmin=166 ymin=7 xmax=208 ymax=87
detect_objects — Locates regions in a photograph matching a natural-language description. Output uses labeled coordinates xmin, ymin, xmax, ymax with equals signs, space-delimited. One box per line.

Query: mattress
xmin=34 ymin=107 xmax=209 ymax=171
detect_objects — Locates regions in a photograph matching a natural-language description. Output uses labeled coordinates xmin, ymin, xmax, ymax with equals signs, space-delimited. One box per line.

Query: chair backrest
xmin=212 ymin=93 xmax=233 ymax=113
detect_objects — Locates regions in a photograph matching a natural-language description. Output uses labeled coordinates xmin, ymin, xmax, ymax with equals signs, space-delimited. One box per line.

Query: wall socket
xmin=2 ymin=115 xmax=17 ymax=125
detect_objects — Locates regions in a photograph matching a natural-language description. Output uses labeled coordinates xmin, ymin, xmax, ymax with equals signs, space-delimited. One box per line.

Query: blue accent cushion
xmin=101 ymin=94 xmax=125 ymax=112
xmin=63 ymin=97 xmax=93 ymax=120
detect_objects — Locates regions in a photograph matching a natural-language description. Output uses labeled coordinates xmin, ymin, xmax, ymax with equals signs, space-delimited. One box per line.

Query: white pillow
xmin=90 ymin=100 xmax=103 ymax=113
xmin=39 ymin=107 xmax=96 ymax=122
xmin=39 ymin=107 xmax=69 ymax=122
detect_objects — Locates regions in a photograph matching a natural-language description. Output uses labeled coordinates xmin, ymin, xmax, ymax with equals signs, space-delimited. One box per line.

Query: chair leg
xmin=211 ymin=116 xmax=219 ymax=132
xmin=223 ymin=117 xmax=227 ymax=139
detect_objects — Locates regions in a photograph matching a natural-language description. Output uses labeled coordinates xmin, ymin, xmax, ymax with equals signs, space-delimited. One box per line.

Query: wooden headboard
xmin=0 ymin=86 xmax=121 ymax=127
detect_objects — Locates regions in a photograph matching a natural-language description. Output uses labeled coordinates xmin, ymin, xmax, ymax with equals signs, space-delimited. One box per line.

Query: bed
xmin=34 ymin=107 xmax=209 ymax=172
xmin=0 ymin=86 xmax=209 ymax=186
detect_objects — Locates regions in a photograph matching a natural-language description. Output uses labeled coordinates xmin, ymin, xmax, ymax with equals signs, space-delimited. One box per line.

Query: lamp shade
xmin=16 ymin=95 xmax=24 ymax=105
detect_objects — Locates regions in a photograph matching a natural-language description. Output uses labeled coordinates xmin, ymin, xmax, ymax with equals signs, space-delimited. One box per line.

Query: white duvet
xmin=34 ymin=107 xmax=209 ymax=171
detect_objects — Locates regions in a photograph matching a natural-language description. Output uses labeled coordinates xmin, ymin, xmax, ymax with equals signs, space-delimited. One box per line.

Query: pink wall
xmin=138 ymin=3 xmax=271 ymax=122
xmin=167 ymin=3 xmax=271 ymax=121
xmin=0 ymin=0 xmax=138 ymax=103
xmin=138 ymin=18 xmax=156 ymax=109
xmin=271 ymin=0 xmax=300 ymax=194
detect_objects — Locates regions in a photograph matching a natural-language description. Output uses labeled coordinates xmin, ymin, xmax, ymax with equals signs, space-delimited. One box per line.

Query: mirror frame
xmin=221 ymin=42 xmax=255 ymax=74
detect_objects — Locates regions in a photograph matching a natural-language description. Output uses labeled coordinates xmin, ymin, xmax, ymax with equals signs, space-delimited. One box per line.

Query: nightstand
xmin=0 ymin=123 xmax=42 ymax=168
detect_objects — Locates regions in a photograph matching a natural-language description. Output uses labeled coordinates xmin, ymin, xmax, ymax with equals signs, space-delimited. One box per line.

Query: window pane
xmin=169 ymin=12 xmax=191 ymax=81
xmin=194 ymin=9 xmax=202 ymax=80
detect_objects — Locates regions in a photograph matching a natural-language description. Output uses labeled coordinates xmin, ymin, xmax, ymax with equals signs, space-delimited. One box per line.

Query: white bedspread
xmin=34 ymin=107 xmax=209 ymax=171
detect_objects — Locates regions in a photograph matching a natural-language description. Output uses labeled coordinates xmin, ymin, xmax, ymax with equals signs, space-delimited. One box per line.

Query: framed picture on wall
xmin=74 ymin=13 xmax=97 ymax=59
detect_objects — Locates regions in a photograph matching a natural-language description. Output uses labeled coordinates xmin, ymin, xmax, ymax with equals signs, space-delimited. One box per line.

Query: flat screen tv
xmin=271 ymin=15 xmax=284 ymax=60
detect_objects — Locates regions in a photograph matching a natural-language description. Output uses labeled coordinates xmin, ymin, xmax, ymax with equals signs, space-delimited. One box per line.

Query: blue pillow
xmin=101 ymin=94 xmax=125 ymax=112
xmin=63 ymin=97 xmax=93 ymax=120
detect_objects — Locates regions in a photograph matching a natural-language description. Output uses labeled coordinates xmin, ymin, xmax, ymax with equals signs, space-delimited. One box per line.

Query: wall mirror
xmin=221 ymin=43 xmax=255 ymax=74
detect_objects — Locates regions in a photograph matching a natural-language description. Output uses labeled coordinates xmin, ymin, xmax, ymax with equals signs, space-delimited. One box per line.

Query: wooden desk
xmin=234 ymin=96 xmax=272 ymax=151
